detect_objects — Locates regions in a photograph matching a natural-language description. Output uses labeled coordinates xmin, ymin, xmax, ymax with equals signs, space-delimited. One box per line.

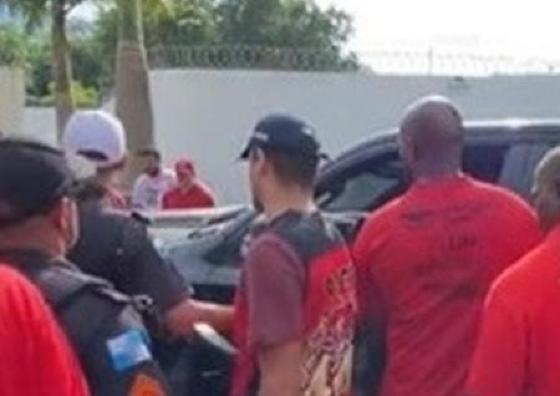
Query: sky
xmin=315 ymin=0 xmax=560 ymax=61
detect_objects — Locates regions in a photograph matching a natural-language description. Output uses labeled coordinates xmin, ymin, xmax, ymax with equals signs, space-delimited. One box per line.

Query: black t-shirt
xmin=69 ymin=198 xmax=189 ymax=312
xmin=0 ymin=250 xmax=170 ymax=396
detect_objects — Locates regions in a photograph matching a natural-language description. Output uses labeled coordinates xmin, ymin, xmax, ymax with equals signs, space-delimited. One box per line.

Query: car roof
xmin=324 ymin=118 xmax=560 ymax=173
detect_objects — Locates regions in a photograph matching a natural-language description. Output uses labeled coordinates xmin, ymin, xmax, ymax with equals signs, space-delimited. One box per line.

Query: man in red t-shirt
xmin=352 ymin=96 xmax=541 ymax=396
xmin=467 ymin=146 xmax=560 ymax=396
xmin=0 ymin=265 xmax=89 ymax=396
xmin=162 ymin=158 xmax=216 ymax=209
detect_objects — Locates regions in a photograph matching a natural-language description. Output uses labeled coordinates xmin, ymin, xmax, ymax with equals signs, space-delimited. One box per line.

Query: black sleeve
xmin=120 ymin=219 xmax=190 ymax=311
xmin=60 ymin=292 xmax=171 ymax=396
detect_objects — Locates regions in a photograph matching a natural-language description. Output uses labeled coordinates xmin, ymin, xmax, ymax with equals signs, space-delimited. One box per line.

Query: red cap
xmin=175 ymin=158 xmax=195 ymax=175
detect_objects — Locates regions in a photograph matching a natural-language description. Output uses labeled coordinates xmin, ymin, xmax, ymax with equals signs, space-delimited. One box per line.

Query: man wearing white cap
xmin=63 ymin=110 xmax=128 ymax=209
xmin=64 ymin=110 xmax=233 ymax=342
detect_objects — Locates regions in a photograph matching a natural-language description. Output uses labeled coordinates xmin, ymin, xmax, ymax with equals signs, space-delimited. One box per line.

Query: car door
xmin=316 ymin=139 xmax=515 ymax=216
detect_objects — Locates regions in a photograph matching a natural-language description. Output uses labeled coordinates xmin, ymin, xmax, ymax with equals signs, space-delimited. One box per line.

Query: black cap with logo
xmin=0 ymin=139 xmax=80 ymax=227
xmin=239 ymin=114 xmax=325 ymax=160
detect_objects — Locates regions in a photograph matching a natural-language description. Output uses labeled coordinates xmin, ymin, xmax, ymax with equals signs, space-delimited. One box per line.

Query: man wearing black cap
xmin=0 ymin=139 xmax=170 ymax=396
xmin=231 ymin=115 xmax=357 ymax=396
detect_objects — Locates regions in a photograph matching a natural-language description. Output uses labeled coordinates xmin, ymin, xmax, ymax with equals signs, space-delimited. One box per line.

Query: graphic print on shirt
xmin=302 ymin=253 xmax=356 ymax=396
xmin=405 ymin=203 xmax=486 ymax=299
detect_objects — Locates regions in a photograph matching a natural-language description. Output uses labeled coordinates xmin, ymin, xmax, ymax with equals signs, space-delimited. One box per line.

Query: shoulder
xmin=247 ymin=232 xmax=300 ymax=264
xmin=133 ymin=174 xmax=148 ymax=187
xmin=163 ymin=186 xmax=179 ymax=198
xmin=0 ymin=265 xmax=29 ymax=286
xmin=359 ymin=196 xmax=404 ymax=237
xmin=467 ymin=177 xmax=533 ymax=212
xmin=270 ymin=212 xmax=344 ymax=261
xmin=85 ymin=207 xmax=146 ymax=239
xmin=36 ymin=263 xmax=129 ymax=310
xmin=193 ymin=181 xmax=215 ymax=198
xmin=0 ymin=265 xmax=43 ymax=305
xmin=488 ymin=243 xmax=546 ymax=308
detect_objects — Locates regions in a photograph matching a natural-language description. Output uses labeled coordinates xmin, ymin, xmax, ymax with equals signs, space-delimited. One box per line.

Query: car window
xmin=318 ymin=142 xmax=512 ymax=213
xmin=499 ymin=142 xmax=553 ymax=199
xmin=463 ymin=143 xmax=510 ymax=184
xmin=318 ymin=151 xmax=407 ymax=212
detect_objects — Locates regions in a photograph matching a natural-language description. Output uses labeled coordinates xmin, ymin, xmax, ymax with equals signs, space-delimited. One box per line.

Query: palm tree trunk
xmin=116 ymin=0 xmax=155 ymax=189
xmin=51 ymin=0 xmax=74 ymax=141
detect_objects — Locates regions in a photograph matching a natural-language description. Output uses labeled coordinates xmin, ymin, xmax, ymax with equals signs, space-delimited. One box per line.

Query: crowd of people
xmin=0 ymin=94 xmax=558 ymax=396
xmin=132 ymin=148 xmax=216 ymax=211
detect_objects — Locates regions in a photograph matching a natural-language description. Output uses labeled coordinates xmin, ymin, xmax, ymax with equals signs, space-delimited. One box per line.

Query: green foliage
xmin=97 ymin=0 xmax=355 ymax=70
xmin=0 ymin=0 xmax=356 ymax=104
xmin=34 ymin=80 xmax=99 ymax=107
xmin=217 ymin=0 xmax=353 ymax=49
xmin=0 ymin=24 xmax=28 ymax=66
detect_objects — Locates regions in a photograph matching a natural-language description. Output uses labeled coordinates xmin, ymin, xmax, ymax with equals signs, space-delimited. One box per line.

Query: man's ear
xmin=253 ymin=148 xmax=269 ymax=176
xmin=45 ymin=199 xmax=65 ymax=231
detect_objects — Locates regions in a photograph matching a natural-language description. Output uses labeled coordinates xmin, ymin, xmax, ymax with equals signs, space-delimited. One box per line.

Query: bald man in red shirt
xmin=353 ymin=96 xmax=541 ymax=396
xmin=467 ymin=146 xmax=560 ymax=396
xmin=0 ymin=265 xmax=89 ymax=396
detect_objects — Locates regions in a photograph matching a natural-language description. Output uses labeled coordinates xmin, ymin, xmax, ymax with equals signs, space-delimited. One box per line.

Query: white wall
xmin=150 ymin=70 xmax=560 ymax=204
xmin=22 ymin=107 xmax=57 ymax=145
xmin=0 ymin=67 xmax=24 ymax=137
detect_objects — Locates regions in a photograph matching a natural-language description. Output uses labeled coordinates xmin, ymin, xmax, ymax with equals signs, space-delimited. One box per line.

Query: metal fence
xmin=149 ymin=45 xmax=358 ymax=72
xmin=148 ymin=45 xmax=560 ymax=76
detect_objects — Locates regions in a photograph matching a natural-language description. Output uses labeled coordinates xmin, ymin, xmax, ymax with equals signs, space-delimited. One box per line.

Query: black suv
xmin=153 ymin=119 xmax=560 ymax=304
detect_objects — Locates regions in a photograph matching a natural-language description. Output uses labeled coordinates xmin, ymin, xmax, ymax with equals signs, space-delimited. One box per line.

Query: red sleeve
xmin=508 ymin=197 xmax=542 ymax=258
xmin=200 ymin=186 xmax=216 ymax=207
xmin=244 ymin=235 xmax=306 ymax=348
xmin=0 ymin=267 xmax=89 ymax=396
xmin=467 ymin=289 xmax=526 ymax=396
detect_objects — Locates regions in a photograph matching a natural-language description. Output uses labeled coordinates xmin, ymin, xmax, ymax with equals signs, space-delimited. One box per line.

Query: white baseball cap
xmin=63 ymin=110 xmax=127 ymax=171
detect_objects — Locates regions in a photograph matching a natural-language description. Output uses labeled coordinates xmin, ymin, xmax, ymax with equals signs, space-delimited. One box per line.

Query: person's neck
xmin=262 ymin=189 xmax=316 ymax=220
xmin=413 ymin=167 xmax=462 ymax=184
xmin=178 ymin=180 xmax=195 ymax=193
xmin=147 ymin=168 xmax=161 ymax=178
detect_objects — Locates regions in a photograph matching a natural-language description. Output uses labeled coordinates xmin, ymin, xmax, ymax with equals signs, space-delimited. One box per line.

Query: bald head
xmin=533 ymin=147 xmax=560 ymax=231
xmin=399 ymin=96 xmax=464 ymax=179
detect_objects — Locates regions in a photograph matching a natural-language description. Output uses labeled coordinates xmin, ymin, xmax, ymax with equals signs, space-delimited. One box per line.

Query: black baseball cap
xmin=239 ymin=114 xmax=325 ymax=160
xmin=0 ymin=139 xmax=80 ymax=227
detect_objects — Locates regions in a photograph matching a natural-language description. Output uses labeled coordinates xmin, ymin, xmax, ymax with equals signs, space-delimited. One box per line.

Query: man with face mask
xmin=352 ymin=96 xmax=541 ymax=396
xmin=467 ymin=146 xmax=560 ymax=396
xmin=231 ymin=114 xmax=357 ymax=396
xmin=0 ymin=139 xmax=170 ymax=395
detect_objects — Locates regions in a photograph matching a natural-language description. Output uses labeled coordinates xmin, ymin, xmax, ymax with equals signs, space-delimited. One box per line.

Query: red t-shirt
xmin=162 ymin=181 xmax=215 ymax=210
xmin=468 ymin=225 xmax=560 ymax=396
xmin=0 ymin=266 xmax=89 ymax=396
xmin=352 ymin=175 xmax=541 ymax=396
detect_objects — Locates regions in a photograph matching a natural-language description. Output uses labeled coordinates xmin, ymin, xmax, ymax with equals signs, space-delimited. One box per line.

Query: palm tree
xmin=115 ymin=0 xmax=160 ymax=187
xmin=1 ymin=0 xmax=79 ymax=140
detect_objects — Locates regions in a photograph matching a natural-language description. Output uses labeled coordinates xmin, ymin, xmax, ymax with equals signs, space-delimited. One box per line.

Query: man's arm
xmin=131 ymin=177 xmax=147 ymax=209
xmin=352 ymin=215 xmax=390 ymax=396
xmin=258 ymin=340 xmax=303 ymax=396
xmin=166 ymin=299 xmax=234 ymax=337
xmin=245 ymin=235 xmax=306 ymax=394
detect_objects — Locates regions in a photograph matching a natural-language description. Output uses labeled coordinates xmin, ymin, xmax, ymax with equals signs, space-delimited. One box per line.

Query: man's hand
xmin=165 ymin=298 xmax=234 ymax=338
xmin=258 ymin=340 xmax=303 ymax=396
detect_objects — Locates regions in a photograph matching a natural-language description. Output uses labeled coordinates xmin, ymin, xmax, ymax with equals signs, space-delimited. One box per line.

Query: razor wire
xmin=149 ymin=45 xmax=560 ymax=76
